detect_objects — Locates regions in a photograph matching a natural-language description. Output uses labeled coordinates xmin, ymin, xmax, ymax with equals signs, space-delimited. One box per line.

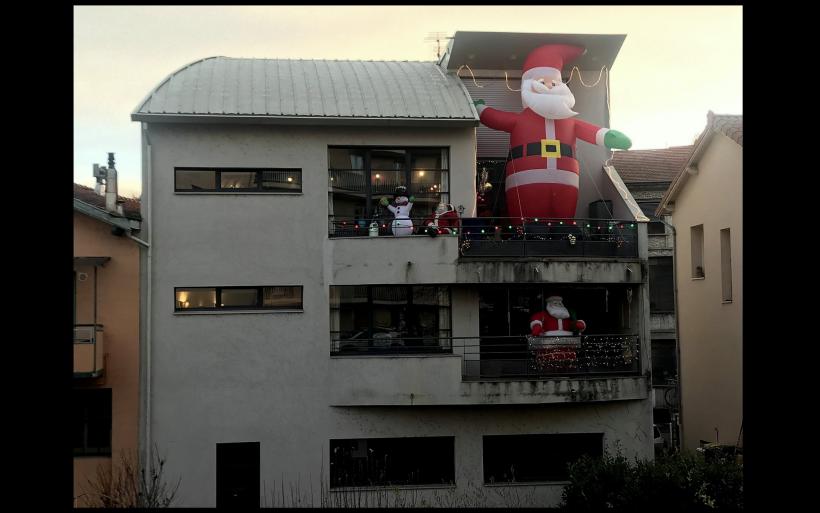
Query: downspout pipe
xmin=138 ymin=124 xmax=154 ymax=475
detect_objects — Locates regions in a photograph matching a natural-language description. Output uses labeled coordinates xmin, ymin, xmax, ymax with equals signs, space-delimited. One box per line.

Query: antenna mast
xmin=425 ymin=32 xmax=451 ymax=60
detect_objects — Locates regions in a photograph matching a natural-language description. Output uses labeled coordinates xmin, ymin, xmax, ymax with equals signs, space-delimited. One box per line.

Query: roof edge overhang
xmin=131 ymin=113 xmax=480 ymax=127
xmin=657 ymin=129 xmax=715 ymax=215
xmin=74 ymin=199 xmax=142 ymax=233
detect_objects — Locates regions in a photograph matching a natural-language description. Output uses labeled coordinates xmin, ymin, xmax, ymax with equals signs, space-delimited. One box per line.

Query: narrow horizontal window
xmin=175 ymin=286 xmax=303 ymax=311
xmin=175 ymin=168 xmax=302 ymax=193
xmin=483 ymin=433 xmax=603 ymax=483
xmin=330 ymin=437 xmax=454 ymax=488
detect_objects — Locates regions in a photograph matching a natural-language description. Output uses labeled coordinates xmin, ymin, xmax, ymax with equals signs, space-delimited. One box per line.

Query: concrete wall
xmin=73 ymin=212 xmax=141 ymax=505
xmin=142 ymin=120 xmax=652 ymax=507
xmin=671 ymin=133 xmax=742 ymax=449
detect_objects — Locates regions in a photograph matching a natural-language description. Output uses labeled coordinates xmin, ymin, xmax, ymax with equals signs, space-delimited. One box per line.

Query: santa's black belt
xmin=509 ymin=140 xmax=573 ymax=159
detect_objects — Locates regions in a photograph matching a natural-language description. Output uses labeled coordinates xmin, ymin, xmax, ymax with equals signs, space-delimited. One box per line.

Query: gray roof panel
xmin=134 ymin=57 xmax=477 ymax=124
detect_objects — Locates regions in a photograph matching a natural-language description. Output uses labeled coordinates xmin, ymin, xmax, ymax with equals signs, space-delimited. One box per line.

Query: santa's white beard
xmin=546 ymin=303 xmax=570 ymax=319
xmin=521 ymin=81 xmax=577 ymax=119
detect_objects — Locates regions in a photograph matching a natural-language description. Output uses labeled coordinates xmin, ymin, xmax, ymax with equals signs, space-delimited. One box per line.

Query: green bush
xmin=560 ymin=450 xmax=742 ymax=512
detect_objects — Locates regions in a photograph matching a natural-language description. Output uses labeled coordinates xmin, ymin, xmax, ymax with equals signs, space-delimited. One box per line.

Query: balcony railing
xmin=328 ymin=214 xmax=459 ymax=238
xmin=328 ymin=215 xmax=639 ymax=258
xmin=331 ymin=334 xmax=640 ymax=380
xmin=74 ymin=324 xmax=104 ymax=378
xmin=459 ymin=218 xmax=639 ymax=258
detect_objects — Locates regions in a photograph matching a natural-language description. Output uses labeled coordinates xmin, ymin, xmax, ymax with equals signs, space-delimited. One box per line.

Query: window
xmin=638 ymin=202 xmax=665 ymax=234
xmin=648 ymin=221 xmax=666 ymax=235
xmin=690 ymin=224 xmax=705 ymax=278
xmin=648 ymin=257 xmax=674 ymax=312
xmin=651 ymin=339 xmax=677 ymax=385
xmin=483 ymin=433 xmax=603 ymax=483
xmin=328 ymin=147 xmax=449 ymax=234
xmin=175 ymin=286 xmax=302 ymax=311
xmin=73 ymin=388 xmax=112 ymax=456
xmin=330 ymin=285 xmax=451 ymax=353
xmin=175 ymin=168 xmax=302 ymax=193
xmin=720 ymin=228 xmax=732 ymax=301
xmin=330 ymin=437 xmax=454 ymax=488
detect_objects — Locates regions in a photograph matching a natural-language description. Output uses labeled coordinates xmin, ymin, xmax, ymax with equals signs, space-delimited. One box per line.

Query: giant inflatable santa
xmin=530 ymin=295 xmax=586 ymax=337
xmin=474 ymin=44 xmax=632 ymax=221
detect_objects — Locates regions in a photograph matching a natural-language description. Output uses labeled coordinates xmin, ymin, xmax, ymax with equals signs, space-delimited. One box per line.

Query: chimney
xmin=104 ymin=153 xmax=120 ymax=214
xmin=93 ymin=153 xmax=123 ymax=215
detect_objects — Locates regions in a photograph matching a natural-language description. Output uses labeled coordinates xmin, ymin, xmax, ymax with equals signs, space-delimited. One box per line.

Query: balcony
xmin=458 ymin=218 xmax=639 ymax=259
xmin=328 ymin=334 xmax=646 ymax=406
xmin=74 ymin=324 xmax=104 ymax=378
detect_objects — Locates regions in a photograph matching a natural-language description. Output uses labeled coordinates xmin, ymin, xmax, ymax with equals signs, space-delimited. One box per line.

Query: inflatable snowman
xmin=380 ymin=186 xmax=415 ymax=236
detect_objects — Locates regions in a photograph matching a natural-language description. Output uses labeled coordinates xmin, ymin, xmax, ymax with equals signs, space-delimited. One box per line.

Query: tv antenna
xmin=425 ymin=32 xmax=452 ymax=60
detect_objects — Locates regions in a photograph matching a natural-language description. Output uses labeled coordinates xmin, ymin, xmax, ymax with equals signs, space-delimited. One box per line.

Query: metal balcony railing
xmin=328 ymin=215 xmax=459 ymax=238
xmin=458 ymin=218 xmax=639 ymax=258
xmin=74 ymin=324 xmax=104 ymax=378
xmin=331 ymin=334 xmax=640 ymax=380
xmin=327 ymin=215 xmax=640 ymax=258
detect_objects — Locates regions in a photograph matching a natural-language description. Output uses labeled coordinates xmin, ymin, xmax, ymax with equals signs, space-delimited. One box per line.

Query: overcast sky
xmin=74 ymin=5 xmax=742 ymax=197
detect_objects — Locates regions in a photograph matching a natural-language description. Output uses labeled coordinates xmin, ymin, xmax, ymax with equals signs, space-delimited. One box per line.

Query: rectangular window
xmin=73 ymin=388 xmax=112 ymax=456
xmin=649 ymin=257 xmax=675 ymax=312
xmin=691 ymin=224 xmax=705 ymax=278
xmin=483 ymin=433 xmax=603 ymax=483
xmin=328 ymin=147 xmax=450 ymax=236
xmin=175 ymin=286 xmax=302 ymax=311
xmin=175 ymin=168 xmax=302 ymax=193
xmin=330 ymin=285 xmax=451 ymax=354
xmin=648 ymin=221 xmax=666 ymax=235
xmin=720 ymin=228 xmax=732 ymax=301
xmin=330 ymin=437 xmax=454 ymax=488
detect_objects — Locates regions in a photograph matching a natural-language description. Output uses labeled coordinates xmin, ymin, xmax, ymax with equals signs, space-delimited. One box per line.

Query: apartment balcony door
xmin=216 ymin=442 xmax=260 ymax=509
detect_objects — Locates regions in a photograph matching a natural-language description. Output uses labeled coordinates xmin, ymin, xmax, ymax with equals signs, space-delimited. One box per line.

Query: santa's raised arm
xmin=473 ymin=44 xmax=632 ymax=220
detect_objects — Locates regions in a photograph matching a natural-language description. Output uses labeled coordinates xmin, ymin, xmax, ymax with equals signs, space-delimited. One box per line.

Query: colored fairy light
xmin=508 ymin=225 xmax=512 ymax=229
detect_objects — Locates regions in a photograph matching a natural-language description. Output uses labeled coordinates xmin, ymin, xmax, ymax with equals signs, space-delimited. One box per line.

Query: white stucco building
xmin=134 ymin=31 xmax=654 ymax=507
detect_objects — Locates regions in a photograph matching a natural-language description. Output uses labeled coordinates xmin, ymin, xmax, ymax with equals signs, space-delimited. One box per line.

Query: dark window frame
xmin=328 ymin=146 xmax=451 ymax=219
xmin=329 ymin=436 xmax=455 ymax=489
xmin=174 ymin=286 xmax=303 ymax=312
xmin=330 ymin=285 xmax=452 ymax=351
xmin=482 ymin=433 xmax=604 ymax=484
xmin=73 ymin=388 xmax=112 ymax=457
xmin=174 ymin=167 xmax=303 ymax=193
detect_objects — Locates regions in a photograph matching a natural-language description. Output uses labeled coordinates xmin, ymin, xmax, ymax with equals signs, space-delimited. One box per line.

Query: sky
xmin=74 ymin=5 xmax=742 ymax=198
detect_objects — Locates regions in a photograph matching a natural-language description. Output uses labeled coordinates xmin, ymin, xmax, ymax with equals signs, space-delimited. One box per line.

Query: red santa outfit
xmin=422 ymin=203 xmax=460 ymax=235
xmin=477 ymin=45 xmax=615 ymax=221
xmin=529 ymin=296 xmax=586 ymax=336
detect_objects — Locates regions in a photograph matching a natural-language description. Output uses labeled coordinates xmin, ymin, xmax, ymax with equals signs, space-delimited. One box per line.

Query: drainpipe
xmin=657 ymin=217 xmax=683 ymax=450
xmin=139 ymin=125 xmax=154 ymax=475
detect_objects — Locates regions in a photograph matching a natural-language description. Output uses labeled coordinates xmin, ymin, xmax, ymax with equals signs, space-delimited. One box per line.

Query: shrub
xmin=560 ymin=450 xmax=742 ymax=512
xmin=81 ymin=447 xmax=180 ymax=508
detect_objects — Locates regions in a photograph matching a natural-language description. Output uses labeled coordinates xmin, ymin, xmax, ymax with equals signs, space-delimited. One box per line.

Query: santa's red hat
xmin=522 ymin=44 xmax=586 ymax=81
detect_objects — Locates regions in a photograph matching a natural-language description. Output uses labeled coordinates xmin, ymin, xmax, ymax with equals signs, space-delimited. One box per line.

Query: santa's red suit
xmin=422 ymin=205 xmax=460 ymax=234
xmin=477 ymin=44 xmax=615 ymax=221
xmin=529 ymin=311 xmax=586 ymax=337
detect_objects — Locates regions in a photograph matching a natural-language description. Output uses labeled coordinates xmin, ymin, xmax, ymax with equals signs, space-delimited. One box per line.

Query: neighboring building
xmin=133 ymin=31 xmax=654 ymax=508
xmin=657 ymin=112 xmax=742 ymax=451
xmin=612 ymin=145 xmax=692 ymax=450
xmin=73 ymin=173 xmax=143 ymax=506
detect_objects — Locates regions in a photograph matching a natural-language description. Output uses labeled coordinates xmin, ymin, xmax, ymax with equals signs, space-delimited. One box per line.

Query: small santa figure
xmin=474 ymin=44 xmax=632 ymax=221
xmin=380 ymin=186 xmax=415 ymax=236
xmin=421 ymin=203 xmax=460 ymax=237
xmin=530 ymin=295 xmax=586 ymax=336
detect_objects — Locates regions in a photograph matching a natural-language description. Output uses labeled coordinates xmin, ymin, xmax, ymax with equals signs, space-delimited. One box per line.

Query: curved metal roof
xmin=132 ymin=57 xmax=478 ymax=126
